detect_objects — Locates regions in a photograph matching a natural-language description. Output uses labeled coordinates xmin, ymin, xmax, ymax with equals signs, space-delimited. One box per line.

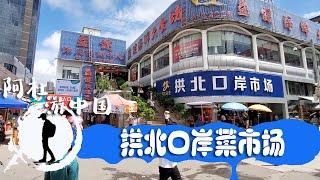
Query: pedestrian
xmin=37 ymin=113 xmax=56 ymax=164
xmin=158 ymin=121 xmax=182 ymax=180
xmin=159 ymin=158 xmax=182 ymax=180
xmin=0 ymin=114 xmax=5 ymax=143
xmin=243 ymin=112 xmax=249 ymax=129
xmin=0 ymin=114 xmax=5 ymax=126
xmin=128 ymin=114 xmax=135 ymax=126
xmin=164 ymin=111 xmax=171 ymax=125
xmin=44 ymin=111 xmax=80 ymax=180
xmin=188 ymin=114 xmax=195 ymax=127
xmin=220 ymin=114 xmax=226 ymax=121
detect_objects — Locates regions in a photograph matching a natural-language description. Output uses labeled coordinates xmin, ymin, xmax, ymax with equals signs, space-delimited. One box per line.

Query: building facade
xmin=56 ymin=28 xmax=127 ymax=100
xmin=0 ymin=0 xmax=41 ymax=74
xmin=126 ymin=0 xmax=320 ymax=119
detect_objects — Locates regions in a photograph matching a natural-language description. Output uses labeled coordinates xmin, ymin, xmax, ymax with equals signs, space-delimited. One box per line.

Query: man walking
xmin=159 ymin=121 xmax=182 ymax=180
xmin=0 ymin=114 xmax=5 ymax=126
xmin=164 ymin=111 xmax=171 ymax=125
xmin=37 ymin=113 xmax=56 ymax=163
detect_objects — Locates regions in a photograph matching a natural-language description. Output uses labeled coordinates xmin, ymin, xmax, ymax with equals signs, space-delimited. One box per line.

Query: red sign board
xmin=45 ymin=94 xmax=73 ymax=109
xmin=173 ymin=39 xmax=202 ymax=63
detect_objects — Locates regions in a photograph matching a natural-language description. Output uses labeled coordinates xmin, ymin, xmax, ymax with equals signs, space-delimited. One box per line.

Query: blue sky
xmin=33 ymin=0 xmax=320 ymax=83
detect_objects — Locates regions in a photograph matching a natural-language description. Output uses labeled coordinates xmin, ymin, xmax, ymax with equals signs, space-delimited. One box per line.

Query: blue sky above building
xmin=34 ymin=0 xmax=320 ymax=83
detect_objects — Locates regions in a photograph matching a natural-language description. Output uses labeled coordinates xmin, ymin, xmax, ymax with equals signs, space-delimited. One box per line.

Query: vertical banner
xmin=81 ymin=65 xmax=96 ymax=101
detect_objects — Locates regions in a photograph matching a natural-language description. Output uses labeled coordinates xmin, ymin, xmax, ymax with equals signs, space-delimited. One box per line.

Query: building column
xmin=202 ymin=30 xmax=209 ymax=70
xmin=301 ymin=48 xmax=308 ymax=78
xmin=252 ymin=35 xmax=259 ymax=72
xmin=283 ymin=102 xmax=289 ymax=119
xmin=151 ymin=55 xmax=154 ymax=87
xmin=169 ymin=42 xmax=173 ymax=76
xmin=282 ymin=77 xmax=289 ymax=119
xmin=279 ymin=42 xmax=286 ymax=75
xmin=137 ymin=63 xmax=141 ymax=82
xmin=128 ymin=67 xmax=131 ymax=82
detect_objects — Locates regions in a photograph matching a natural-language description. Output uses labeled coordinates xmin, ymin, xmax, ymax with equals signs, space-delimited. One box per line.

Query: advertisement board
xmin=56 ymin=79 xmax=81 ymax=97
xmin=127 ymin=0 xmax=320 ymax=63
xmin=156 ymin=70 xmax=284 ymax=98
xmin=59 ymin=31 xmax=126 ymax=65
xmin=173 ymin=38 xmax=202 ymax=63
xmin=81 ymin=65 xmax=96 ymax=101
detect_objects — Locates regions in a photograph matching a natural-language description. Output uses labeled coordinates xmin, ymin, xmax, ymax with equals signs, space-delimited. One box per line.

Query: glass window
xmin=305 ymin=50 xmax=320 ymax=70
xmin=305 ymin=83 xmax=314 ymax=96
xmin=130 ymin=64 xmax=138 ymax=81
xmin=62 ymin=66 xmax=79 ymax=80
xmin=287 ymin=81 xmax=314 ymax=96
xmin=173 ymin=33 xmax=202 ymax=63
xmin=287 ymin=81 xmax=304 ymax=96
xmin=4 ymin=63 xmax=17 ymax=75
xmin=140 ymin=58 xmax=151 ymax=78
xmin=305 ymin=50 xmax=314 ymax=69
xmin=257 ymin=38 xmax=280 ymax=63
xmin=284 ymin=44 xmax=302 ymax=67
xmin=207 ymin=31 xmax=252 ymax=58
xmin=153 ymin=46 xmax=169 ymax=71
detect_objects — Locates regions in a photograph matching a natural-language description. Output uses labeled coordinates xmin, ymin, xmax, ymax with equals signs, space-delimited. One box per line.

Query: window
xmin=257 ymin=38 xmax=280 ymax=63
xmin=140 ymin=58 xmax=151 ymax=78
xmin=207 ymin=31 xmax=252 ymax=58
xmin=284 ymin=43 xmax=302 ymax=67
xmin=130 ymin=64 xmax=138 ymax=81
xmin=4 ymin=63 xmax=17 ymax=75
xmin=62 ymin=66 xmax=79 ymax=80
xmin=287 ymin=81 xmax=314 ymax=96
xmin=173 ymin=33 xmax=202 ymax=63
xmin=305 ymin=50 xmax=320 ymax=70
xmin=153 ymin=46 xmax=169 ymax=71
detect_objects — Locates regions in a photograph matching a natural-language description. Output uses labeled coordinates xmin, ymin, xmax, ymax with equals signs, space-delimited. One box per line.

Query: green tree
xmin=96 ymin=74 xmax=113 ymax=94
xmin=132 ymin=96 xmax=155 ymax=122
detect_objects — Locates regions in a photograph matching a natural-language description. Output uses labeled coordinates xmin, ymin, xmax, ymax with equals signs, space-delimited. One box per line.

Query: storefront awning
xmin=0 ymin=92 xmax=29 ymax=109
xmin=299 ymin=96 xmax=319 ymax=103
xmin=186 ymin=101 xmax=213 ymax=106
xmin=104 ymin=94 xmax=137 ymax=114
xmin=186 ymin=101 xmax=215 ymax=108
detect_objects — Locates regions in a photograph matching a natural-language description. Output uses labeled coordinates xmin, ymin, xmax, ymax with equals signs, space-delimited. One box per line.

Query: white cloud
xmin=42 ymin=31 xmax=61 ymax=50
xmin=303 ymin=11 xmax=320 ymax=19
xmin=34 ymin=31 xmax=61 ymax=84
xmin=117 ymin=0 xmax=175 ymax=24
xmin=90 ymin=0 xmax=116 ymax=11
xmin=35 ymin=0 xmax=178 ymax=84
xmin=45 ymin=0 xmax=83 ymax=16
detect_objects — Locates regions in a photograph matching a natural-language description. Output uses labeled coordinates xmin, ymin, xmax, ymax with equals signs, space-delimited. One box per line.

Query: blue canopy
xmin=0 ymin=92 xmax=29 ymax=109
xmin=221 ymin=103 xmax=248 ymax=111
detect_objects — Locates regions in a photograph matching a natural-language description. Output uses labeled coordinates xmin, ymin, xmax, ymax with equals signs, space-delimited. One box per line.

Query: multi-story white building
xmin=126 ymin=0 xmax=320 ymax=121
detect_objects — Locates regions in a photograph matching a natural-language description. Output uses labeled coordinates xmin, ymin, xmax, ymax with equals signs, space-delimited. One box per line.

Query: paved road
xmin=0 ymin=143 xmax=320 ymax=180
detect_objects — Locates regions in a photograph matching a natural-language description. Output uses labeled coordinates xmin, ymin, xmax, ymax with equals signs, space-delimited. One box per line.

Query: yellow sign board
xmin=191 ymin=0 xmax=223 ymax=6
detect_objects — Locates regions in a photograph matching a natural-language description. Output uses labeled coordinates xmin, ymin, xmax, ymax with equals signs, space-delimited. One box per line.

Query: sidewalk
xmin=243 ymin=155 xmax=320 ymax=173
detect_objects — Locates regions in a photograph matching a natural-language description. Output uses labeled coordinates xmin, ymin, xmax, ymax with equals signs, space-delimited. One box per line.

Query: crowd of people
xmin=186 ymin=111 xmax=250 ymax=129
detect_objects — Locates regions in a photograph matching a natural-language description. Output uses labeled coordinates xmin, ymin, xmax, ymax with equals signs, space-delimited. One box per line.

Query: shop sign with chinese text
xmin=127 ymin=0 xmax=320 ymax=64
xmin=156 ymin=70 xmax=284 ymax=98
xmin=59 ymin=31 xmax=126 ymax=65
xmin=81 ymin=65 xmax=96 ymax=101
xmin=56 ymin=79 xmax=81 ymax=97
